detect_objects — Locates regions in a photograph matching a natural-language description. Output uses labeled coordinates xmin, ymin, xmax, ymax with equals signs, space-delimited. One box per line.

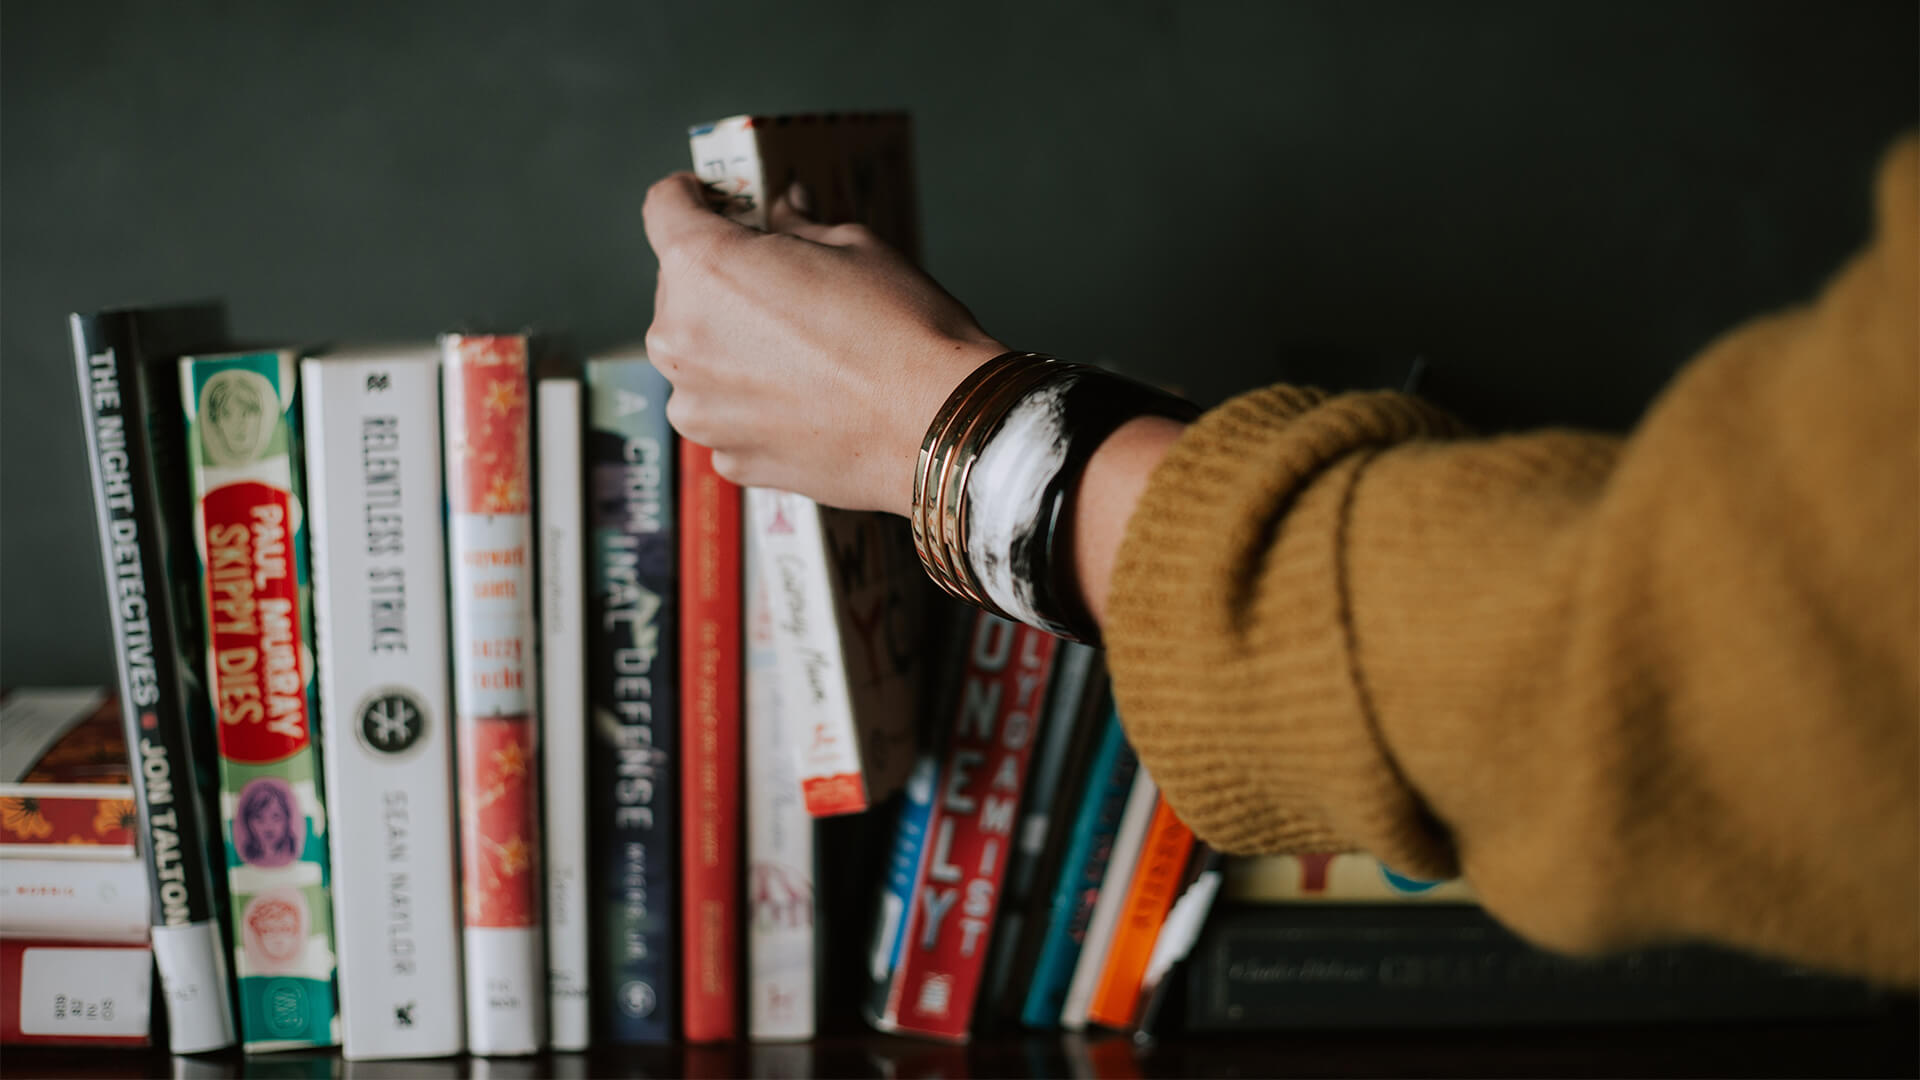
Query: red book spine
xmin=0 ymin=939 xmax=152 ymax=1047
xmin=879 ymin=613 xmax=1058 ymax=1042
xmin=680 ymin=443 xmax=742 ymax=1042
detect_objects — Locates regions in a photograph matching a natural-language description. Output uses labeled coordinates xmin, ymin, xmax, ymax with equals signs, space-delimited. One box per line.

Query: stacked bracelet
xmin=910 ymin=352 xmax=1199 ymax=643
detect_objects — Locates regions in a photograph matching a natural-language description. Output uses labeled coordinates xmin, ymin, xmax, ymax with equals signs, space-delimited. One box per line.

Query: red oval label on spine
xmin=202 ymin=480 xmax=309 ymax=765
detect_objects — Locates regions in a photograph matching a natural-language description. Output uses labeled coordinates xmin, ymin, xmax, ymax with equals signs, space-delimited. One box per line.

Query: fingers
xmin=767 ymin=181 xmax=882 ymax=249
xmin=642 ymin=172 xmax=744 ymax=259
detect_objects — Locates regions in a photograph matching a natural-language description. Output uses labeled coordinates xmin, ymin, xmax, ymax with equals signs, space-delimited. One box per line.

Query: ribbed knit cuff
xmin=1105 ymin=385 xmax=1464 ymax=879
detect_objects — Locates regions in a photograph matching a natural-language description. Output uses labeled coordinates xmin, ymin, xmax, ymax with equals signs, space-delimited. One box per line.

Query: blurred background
xmin=4 ymin=0 xmax=1915 ymax=685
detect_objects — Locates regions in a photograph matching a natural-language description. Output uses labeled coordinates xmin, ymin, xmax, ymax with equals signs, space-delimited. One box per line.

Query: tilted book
xmin=1020 ymin=709 xmax=1138 ymax=1029
xmin=744 ymin=522 xmax=814 ymax=1041
xmin=690 ymin=113 xmax=926 ymax=817
xmin=679 ymin=439 xmax=741 ymax=1043
xmin=583 ymin=352 xmax=678 ymax=1044
xmin=1087 ymin=798 xmax=1195 ymax=1029
xmin=869 ymin=612 xmax=1059 ymax=1043
xmin=180 ymin=348 xmax=341 ymax=1051
xmin=537 ymin=375 xmax=590 ymax=1051
xmin=1059 ymin=767 xmax=1158 ymax=1031
xmin=303 ymin=346 xmax=466 ymax=1059
xmin=441 ymin=333 xmax=546 ymax=1055
xmin=70 ymin=305 xmax=237 ymax=1053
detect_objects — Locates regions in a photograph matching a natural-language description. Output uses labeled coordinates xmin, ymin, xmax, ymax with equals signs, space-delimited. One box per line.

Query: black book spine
xmin=1186 ymin=904 xmax=1883 ymax=1031
xmin=70 ymin=308 xmax=237 ymax=1053
xmin=584 ymin=356 xmax=679 ymax=1044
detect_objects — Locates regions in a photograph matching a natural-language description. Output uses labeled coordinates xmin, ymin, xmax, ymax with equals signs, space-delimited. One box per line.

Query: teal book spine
xmin=1021 ymin=710 xmax=1136 ymax=1029
xmin=179 ymin=349 xmax=340 ymax=1051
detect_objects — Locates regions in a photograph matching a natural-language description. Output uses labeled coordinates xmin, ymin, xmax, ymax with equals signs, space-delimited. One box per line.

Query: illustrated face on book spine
xmin=201 ymin=369 xmax=276 ymax=465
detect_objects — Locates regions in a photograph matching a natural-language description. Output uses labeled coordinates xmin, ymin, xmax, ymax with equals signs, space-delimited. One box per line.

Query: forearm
xmin=1067 ymin=415 xmax=1189 ymax=627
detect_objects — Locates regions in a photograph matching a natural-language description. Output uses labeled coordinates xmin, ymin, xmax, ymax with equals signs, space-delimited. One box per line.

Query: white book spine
xmin=537 ymin=378 xmax=590 ymax=1051
xmin=303 ymin=351 xmax=466 ymax=1059
xmin=744 ymin=517 xmax=815 ymax=1041
xmin=1059 ymin=771 xmax=1160 ymax=1031
xmin=0 ymin=857 xmax=149 ymax=942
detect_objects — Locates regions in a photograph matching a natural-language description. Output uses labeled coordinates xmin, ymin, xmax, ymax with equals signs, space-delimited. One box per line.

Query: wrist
xmin=1068 ymin=415 xmax=1188 ymax=627
xmin=884 ymin=336 xmax=1007 ymax=517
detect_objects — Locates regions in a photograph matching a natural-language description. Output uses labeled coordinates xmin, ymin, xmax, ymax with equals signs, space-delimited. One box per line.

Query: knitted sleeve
xmin=1104 ymin=138 xmax=1917 ymax=985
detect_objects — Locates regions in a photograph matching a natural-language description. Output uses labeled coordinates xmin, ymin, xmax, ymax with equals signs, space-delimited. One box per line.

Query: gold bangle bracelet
xmin=937 ymin=361 xmax=1078 ymax=605
xmin=911 ymin=352 xmax=1044 ymax=591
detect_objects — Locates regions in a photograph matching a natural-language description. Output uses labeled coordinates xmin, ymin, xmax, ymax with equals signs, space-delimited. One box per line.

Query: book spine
xmin=744 ymin=523 xmax=815 ymax=1041
xmin=180 ymin=348 xmax=341 ymax=1051
xmin=584 ymin=355 xmax=679 ymax=1044
xmin=679 ymin=441 xmax=741 ymax=1042
xmin=536 ymin=377 xmax=589 ymax=1051
xmin=0 ymin=783 xmax=138 ymax=856
xmin=304 ymin=352 xmax=466 ymax=1059
xmin=977 ymin=642 xmax=1100 ymax=1023
xmin=1185 ymin=905 xmax=1881 ymax=1030
xmin=0 ymin=939 xmax=153 ymax=1047
xmin=441 ymin=334 xmax=545 ymax=1055
xmin=1021 ymin=710 xmax=1137 ymax=1029
xmin=0 ymin=858 xmax=149 ymax=942
xmin=1086 ymin=799 xmax=1195 ymax=1029
xmin=863 ymin=750 xmax=939 ymax=1024
xmin=874 ymin=613 xmax=1059 ymax=1042
xmin=1060 ymin=770 xmax=1159 ymax=1031
xmin=70 ymin=312 xmax=236 ymax=1053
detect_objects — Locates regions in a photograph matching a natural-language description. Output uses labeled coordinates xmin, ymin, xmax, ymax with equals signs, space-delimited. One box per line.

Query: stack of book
xmin=56 ymin=112 xmax=1885 ymax=1063
xmin=0 ymin=689 xmax=156 ymax=1049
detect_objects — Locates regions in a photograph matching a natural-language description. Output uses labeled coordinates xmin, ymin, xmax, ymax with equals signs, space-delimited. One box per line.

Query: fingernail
xmin=787 ymin=180 xmax=814 ymax=217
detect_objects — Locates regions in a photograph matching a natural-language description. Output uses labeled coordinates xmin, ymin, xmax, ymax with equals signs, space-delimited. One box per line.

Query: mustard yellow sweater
xmin=1107 ymin=139 xmax=1918 ymax=986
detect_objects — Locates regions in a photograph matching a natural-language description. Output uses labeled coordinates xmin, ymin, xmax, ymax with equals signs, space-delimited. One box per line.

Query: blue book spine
xmin=863 ymin=750 xmax=940 ymax=1020
xmin=584 ymin=355 xmax=678 ymax=1043
xmin=1020 ymin=709 xmax=1139 ymax=1029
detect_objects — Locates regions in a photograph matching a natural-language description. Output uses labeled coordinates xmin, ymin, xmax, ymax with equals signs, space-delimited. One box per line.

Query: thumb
xmin=643 ymin=171 xmax=744 ymax=258
xmin=767 ymin=181 xmax=840 ymax=244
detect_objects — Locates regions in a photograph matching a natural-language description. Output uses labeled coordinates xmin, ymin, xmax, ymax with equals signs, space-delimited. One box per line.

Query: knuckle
xmin=825 ymin=222 xmax=875 ymax=247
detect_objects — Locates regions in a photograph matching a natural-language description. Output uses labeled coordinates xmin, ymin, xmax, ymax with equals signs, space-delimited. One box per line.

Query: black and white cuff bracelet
xmin=911 ymin=352 xmax=1199 ymax=644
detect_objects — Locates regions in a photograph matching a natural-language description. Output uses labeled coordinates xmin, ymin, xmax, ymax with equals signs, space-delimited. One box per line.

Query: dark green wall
xmin=4 ymin=0 xmax=1914 ymax=684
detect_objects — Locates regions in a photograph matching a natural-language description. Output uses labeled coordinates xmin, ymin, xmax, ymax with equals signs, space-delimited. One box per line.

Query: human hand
xmin=641 ymin=172 xmax=1007 ymax=515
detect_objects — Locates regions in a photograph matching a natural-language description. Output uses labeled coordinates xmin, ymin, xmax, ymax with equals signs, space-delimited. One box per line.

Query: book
xmin=582 ymin=351 xmax=678 ymax=1045
xmin=70 ymin=304 xmax=238 ymax=1053
xmin=1184 ymin=903 xmax=1883 ymax=1030
xmin=180 ymin=347 xmax=342 ymax=1051
xmin=0 ymin=939 xmax=153 ymax=1047
xmin=1086 ymin=799 xmax=1195 ymax=1029
xmin=679 ymin=438 xmax=741 ymax=1043
xmin=868 ymin=613 xmax=1060 ymax=1043
xmin=744 ymin=521 xmax=815 ymax=1041
xmin=1 ymin=688 xmax=136 ymax=857
xmin=1059 ymin=769 xmax=1159 ymax=1031
xmin=302 ymin=345 xmax=466 ymax=1059
xmin=690 ymin=113 xmax=926 ymax=818
xmin=863 ymin=752 xmax=940 ymax=1021
xmin=537 ymin=375 xmax=590 ymax=1052
xmin=0 ymin=858 xmax=148 ymax=942
xmin=1222 ymin=851 xmax=1474 ymax=904
xmin=1020 ymin=708 xmax=1139 ymax=1029
xmin=976 ymin=644 xmax=1104 ymax=1027
xmin=441 ymin=333 xmax=546 ymax=1056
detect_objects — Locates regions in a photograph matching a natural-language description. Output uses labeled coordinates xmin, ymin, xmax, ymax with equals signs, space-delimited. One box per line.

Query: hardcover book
xmin=583 ymin=351 xmax=678 ymax=1044
xmin=868 ymin=612 xmax=1060 ymax=1043
xmin=744 ymin=523 xmax=814 ymax=1041
xmin=537 ymin=375 xmax=590 ymax=1051
xmin=70 ymin=304 xmax=237 ymax=1053
xmin=1021 ymin=709 xmax=1139 ymax=1029
xmin=441 ymin=333 xmax=546 ymax=1055
xmin=1060 ymin=768 xmax=1158 ymax=1031
xmin=690 ymin=113 xmax=926 ymax=817
xmin=303 ymin=346 xmax=466 ymax=1059
xmin=679 ymin=438 xmax=741 ymax=1043
xmin=0 ymin=939 xmax=153 ymax=1048
xmin=180 ymin=347 xmax=341 ymax=1051
xmin=0 ymin=688 xmax=136 ymax=857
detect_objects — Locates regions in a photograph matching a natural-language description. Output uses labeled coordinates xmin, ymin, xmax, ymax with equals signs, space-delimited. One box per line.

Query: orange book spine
xmin=1086 ymin=799 xmax=1195 ymax=1029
